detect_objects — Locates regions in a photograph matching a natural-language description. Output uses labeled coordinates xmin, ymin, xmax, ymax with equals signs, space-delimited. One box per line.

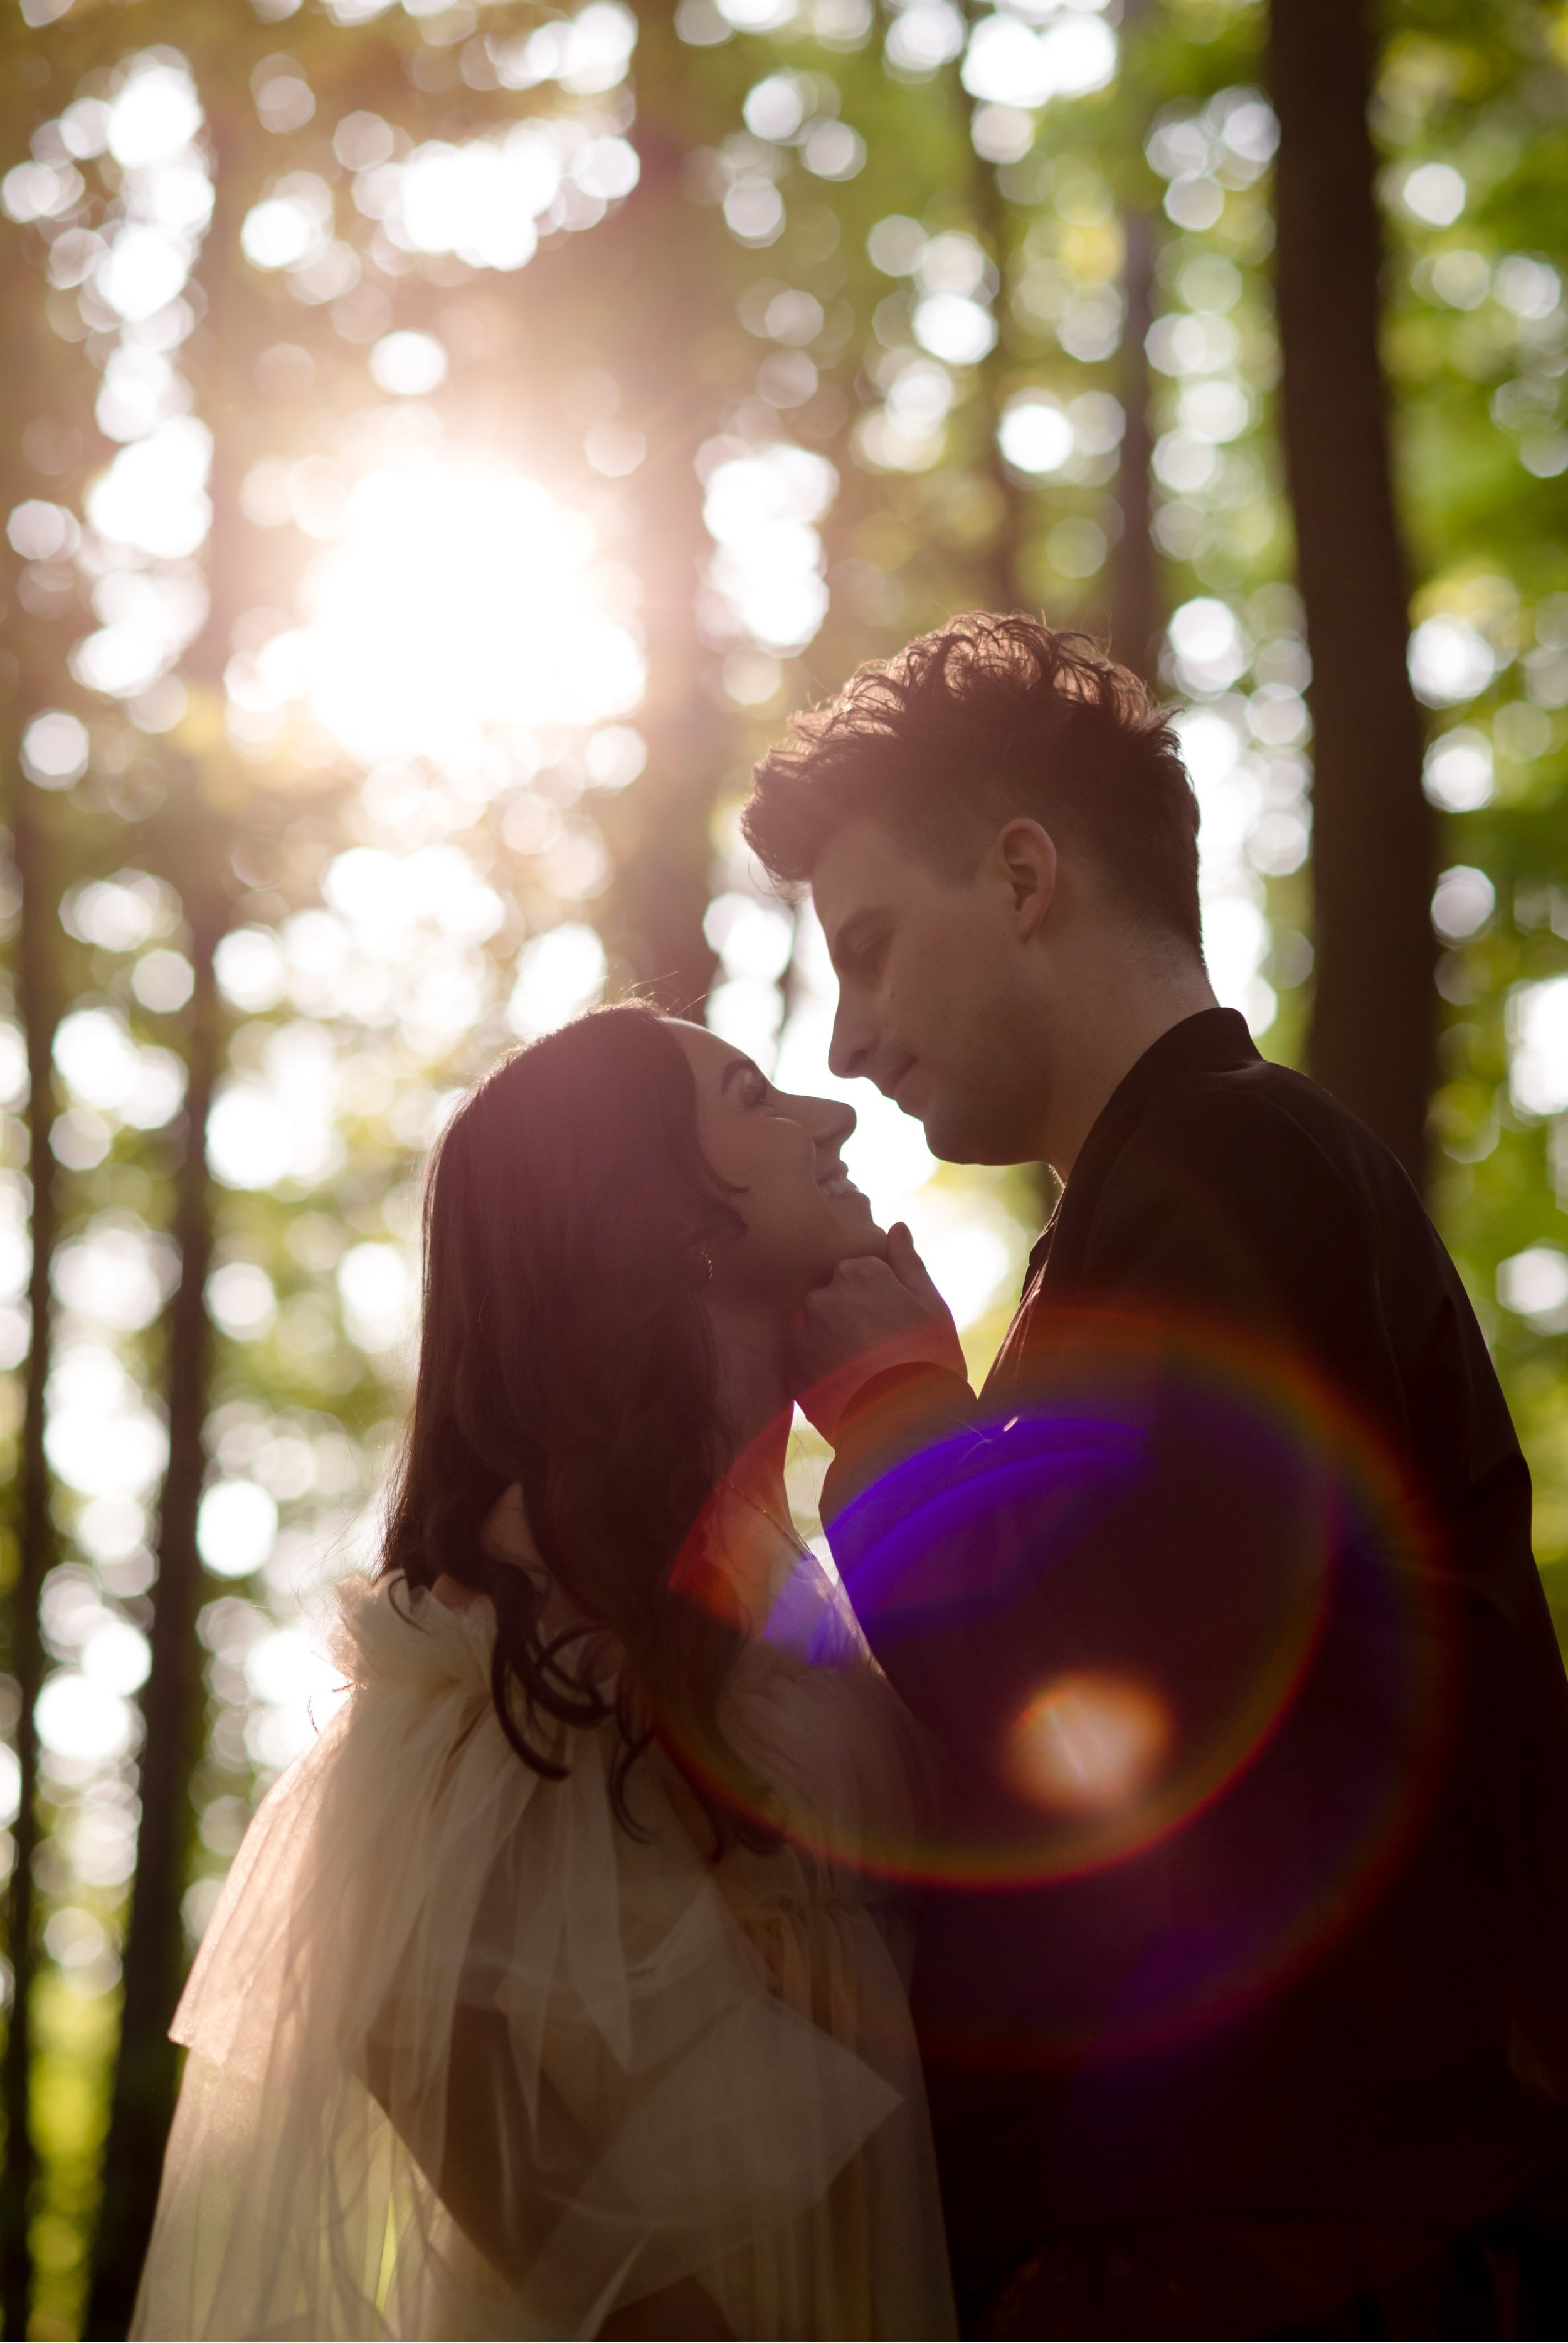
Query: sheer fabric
xmin=132 ymin=1555 xmax=956 ymax=2340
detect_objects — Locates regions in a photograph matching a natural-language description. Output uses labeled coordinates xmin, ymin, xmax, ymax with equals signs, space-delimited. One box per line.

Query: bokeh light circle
xmin=1005 ymin=1671 xmax=1171 ymax=1815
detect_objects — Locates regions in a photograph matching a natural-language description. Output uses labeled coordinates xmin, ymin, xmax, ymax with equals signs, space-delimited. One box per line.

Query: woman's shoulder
xmin=331 ymin=1570 xmax=497 ymax=1703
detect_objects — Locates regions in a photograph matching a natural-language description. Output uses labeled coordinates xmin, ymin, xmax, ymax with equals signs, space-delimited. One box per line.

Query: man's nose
xmin=829 ymin=993 xmax=874 ymax=1082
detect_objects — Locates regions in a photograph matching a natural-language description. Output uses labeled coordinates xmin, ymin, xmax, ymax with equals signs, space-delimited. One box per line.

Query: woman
xmin=133 ymin=1006 xmax=959 ymax=2342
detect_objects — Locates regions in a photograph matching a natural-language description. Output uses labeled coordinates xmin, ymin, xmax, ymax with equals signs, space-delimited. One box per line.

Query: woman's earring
xmin=698 ymin=1247 xmax=714 ymax=1285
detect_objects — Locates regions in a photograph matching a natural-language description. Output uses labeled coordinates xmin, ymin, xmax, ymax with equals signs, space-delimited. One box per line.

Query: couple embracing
xmin=135 ymin=620 xmax=1568 ymax=2341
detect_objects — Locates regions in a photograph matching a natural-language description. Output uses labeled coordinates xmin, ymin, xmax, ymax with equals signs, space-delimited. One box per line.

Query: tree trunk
xmin=597 ymin=3 xmax=731 ymax=1015
xmin=1111 ymin=204 xmax=1159 ymax=680
xmin=85 ymin=867 xmax=221 ymax=2340
xmin=87 ymin=112 xmax=246 ymax=2333
xmin=972 ymin=160 xmax=1031 ymax=618
xmin=1271 ymin=0 xmax=1433 ymax=1185
xmin=1107 ymin=0 xmax=1160 ymax=680
xmin=0 ymin=775 xmax=58 ymax=2343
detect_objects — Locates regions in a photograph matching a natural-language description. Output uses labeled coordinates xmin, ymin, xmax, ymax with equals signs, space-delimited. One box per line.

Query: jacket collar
xmin=1093 ymin=1004 xmax=1259 ymax=1117
xmin=1024 ymin=1008 xmax=1259 ymax=1281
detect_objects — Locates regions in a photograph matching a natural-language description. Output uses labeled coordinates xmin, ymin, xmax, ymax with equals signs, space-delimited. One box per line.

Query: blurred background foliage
xmin=0 ymin=0 xmax=1565 ymax=2330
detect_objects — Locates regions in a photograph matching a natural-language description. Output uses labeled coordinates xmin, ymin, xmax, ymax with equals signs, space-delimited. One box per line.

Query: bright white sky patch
xmin=507 ymin=922 xmax=607 ymax=1039
xmin=1432 ymin=864 xmax=1495 ymax=941
xmin=36 ymin=1673 xmax=135 ymax=1765
xmin=1498 ymin=1244 xmax=1568 ymax=1326
xmin=45 ymin=1341 xmax=169 ymax=1499
xmin=337 ymin=1242 xmax=417 ymax=1355
xmin=53 ymin=1008 xmax=186 ymax=1128
xmin=1168 ymin=596 xmax=1250 ymax=695
xmin=495 ymin=1 xmax=638 ymax=95
xmin=352 ymin=115 xmax=638 ymax=273
xmin=53 ymin=1219 xmax=177 ymax=1333
xmin=1409 ymin=615 xmax=1495 ymax=706
xmin=913 ymin=293 xmax=996 ymax=367
xmin=369 ymin=330 xmax=447 ymax=396
xmin=214 ymin=928 xmax=287 ymax=1014
xmin=703 ymin=443 xmax=835 ymax=653
xmin=1510 ymin=977 xmax=1568 ymax=1117
xmin=208 ymin=1261 xmax=278 ymax=1341
xmin=1172 ymin=699 xmax=1278 ymax=1034
xmin=962 ymin=9 xmax=1116 ymax=107
xmin=107 ymin=60 xmax=202 ymax=170
xmin=999 ymin=392 xmax=1074 ymax=475
xmin=21 ymin=711 xmax=88 ymax=787
xmin=1401 ymin=162 xmax=1465 ymax=228
xmin=86 ymin=417 xmax=213 ymax=561
xmin=1424 ymin=728 xmax=1495 ymax=812
xmin=198 ymin=1479 xmax=280 ymax=1580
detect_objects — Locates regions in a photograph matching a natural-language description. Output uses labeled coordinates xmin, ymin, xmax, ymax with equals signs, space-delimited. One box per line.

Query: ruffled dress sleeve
xmin=130 ymin=1575 xmax=928 ymax=2342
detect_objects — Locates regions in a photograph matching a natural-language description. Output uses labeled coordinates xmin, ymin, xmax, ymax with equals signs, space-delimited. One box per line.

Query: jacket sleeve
xmin=820 ymin=1362 xmax=982 ymax=1523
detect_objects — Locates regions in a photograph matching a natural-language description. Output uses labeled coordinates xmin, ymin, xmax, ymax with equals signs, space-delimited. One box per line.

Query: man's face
xmin=813 ymin=816 xmax=1051 ymax=1165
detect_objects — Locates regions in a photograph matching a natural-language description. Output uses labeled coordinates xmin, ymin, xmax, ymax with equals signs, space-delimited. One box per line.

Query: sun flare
xmin=238 ymin=460 xmax=645 ymax=774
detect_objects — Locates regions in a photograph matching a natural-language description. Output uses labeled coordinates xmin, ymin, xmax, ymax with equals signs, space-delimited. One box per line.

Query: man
xmin=743 ymin=615 xmax=1568 ymax=2338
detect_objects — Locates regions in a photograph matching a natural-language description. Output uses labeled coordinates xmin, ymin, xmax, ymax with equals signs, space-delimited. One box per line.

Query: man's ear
xmin=988 ymin=820 xmax=1057 ymax=941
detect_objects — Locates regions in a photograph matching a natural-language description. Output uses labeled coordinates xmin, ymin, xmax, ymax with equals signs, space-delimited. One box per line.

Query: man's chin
xmin=920 ymin=1102 xmax=1022 ymax=1168
xmin=919 ymin=1104 xmax=983 ymax=1164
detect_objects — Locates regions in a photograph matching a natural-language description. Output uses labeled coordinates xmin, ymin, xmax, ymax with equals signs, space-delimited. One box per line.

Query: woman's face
xmin=667 ymin=1021 xmax=884 ymax=1300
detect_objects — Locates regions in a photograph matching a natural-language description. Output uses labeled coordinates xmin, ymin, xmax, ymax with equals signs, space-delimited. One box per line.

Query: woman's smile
xmin=817 ymin=1161 xmax=861 ymax=1202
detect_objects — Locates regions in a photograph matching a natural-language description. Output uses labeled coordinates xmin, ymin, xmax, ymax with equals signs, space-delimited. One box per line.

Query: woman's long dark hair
xmin=379 ymin=1004 xmax=773 ymax=1849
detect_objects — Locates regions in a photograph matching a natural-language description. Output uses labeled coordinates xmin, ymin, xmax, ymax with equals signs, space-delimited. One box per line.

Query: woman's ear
xmin=990 ymin=819 xmax=1057 ymax=941
xmin=480 ymin=1482 xmax=546 ymax=1573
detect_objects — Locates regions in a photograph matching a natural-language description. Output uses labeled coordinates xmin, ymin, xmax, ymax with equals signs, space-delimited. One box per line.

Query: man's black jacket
xmin=822 ymin=1009 xmax=1568 ymax=2307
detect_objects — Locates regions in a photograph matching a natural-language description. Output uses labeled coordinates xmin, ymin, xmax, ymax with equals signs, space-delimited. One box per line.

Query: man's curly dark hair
xmin=742 ymin=614 xmax=1203 ymax=955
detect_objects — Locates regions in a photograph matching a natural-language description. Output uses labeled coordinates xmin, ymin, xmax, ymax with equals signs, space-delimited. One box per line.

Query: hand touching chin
xmin=834 ymin=1215 xmax=891 ymax=1266
xmin=789 ymin=1222 xmax=968 ymax=1441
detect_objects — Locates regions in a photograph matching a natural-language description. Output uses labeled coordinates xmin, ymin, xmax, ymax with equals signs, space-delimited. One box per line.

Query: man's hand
xmin=790 ymin=1222 xmax=968 ymax=1442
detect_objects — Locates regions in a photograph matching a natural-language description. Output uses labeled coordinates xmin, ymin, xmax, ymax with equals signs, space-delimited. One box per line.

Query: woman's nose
xmin=812 ymin=1092 xmax=856 ymax=1148
xmin=781 ymin=1086 xmax=856 ymax=1146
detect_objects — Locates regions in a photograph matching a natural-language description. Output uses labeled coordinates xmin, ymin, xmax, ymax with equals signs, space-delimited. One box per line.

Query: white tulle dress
xmin=131 ymin=1519 xmax=956 ymax=2342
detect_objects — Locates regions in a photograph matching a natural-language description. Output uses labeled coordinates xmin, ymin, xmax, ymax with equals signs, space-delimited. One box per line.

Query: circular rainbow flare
xmin=665 ymin=1307 xmax=1456 ymax=2061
